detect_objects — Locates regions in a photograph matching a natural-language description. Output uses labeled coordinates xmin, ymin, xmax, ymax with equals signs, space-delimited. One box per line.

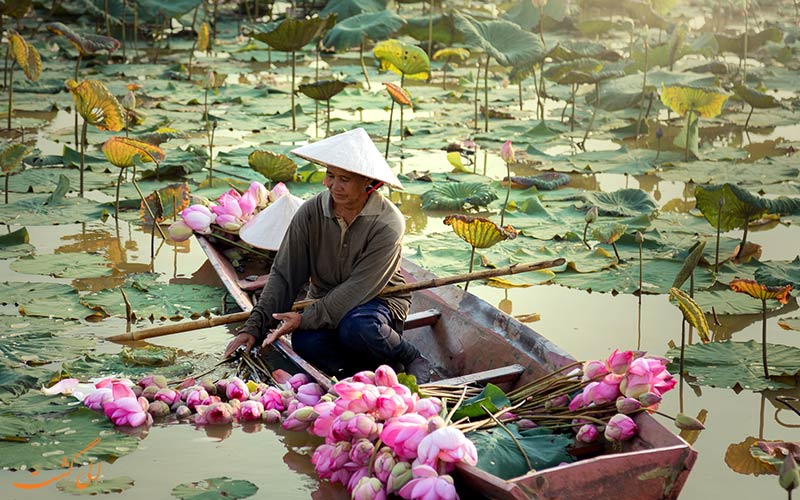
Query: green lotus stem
xmin=635 ymin=36 xmax=648 ymax=141
xmin=581 ymin=81 xmax=600 ymax=147
xmin=291 ymin=49 xmax=296 ymax=130
xmin=518 ymin=80 xmax=523 ymax=110
xmin=359 ymin=36 xmax=371 ymax=87
xmin=3 ymin=40 xmax=8 ymax=89
xmin=473 ymin=59 xmax=480 ymax=130
xmin=531 ymin=64 xmax=542 ymax=120
xmin=187 ymin=6 xmax=200 ymax=81
xmin=684 ymin=110 xmax=692 ymax=162
xmin=464 ymin=246 xmax=476 ymax=292
xmin=4 ymin=172 xmax=9 ymax=204
xmin=508 ymin=360 xmax=583 ymax=399
xmin=210 ymin=232 xmax=272 ymax=259
xmin=427 ymin=0 xmax=434 ymax=59
xmin=385 ymin=99 xmax=395 ymax=159
xmin=570 ymin=84 xmax=576 ymax=132
xmin=79 ymin=119 xmax=88 ymax=197
xmin=538 ymin=4 xmax=545 ymax=44
xmin=500 ymin=161 xmax=510 ymax=226
xmin=679 ymin=319 xmax=686 ymax=412
xmin=736 ymin=218 xmax=749 ymax=260
xmin=714 ymin=195 xmax=724 ymax=273
xmin=6 ymin=60 xmax=13 ymax=130
xmin=612 ymin=241 xmax=621 ymax=262
xmin=482 ymin=404 xmax=533 ymax=470
xmin=115 ymin=168 xmax=124 ymax=219
xmin=761 ymin=298 xmax=769 ymax=378
xmin=483 ymin=55 xmax=489 ymax=132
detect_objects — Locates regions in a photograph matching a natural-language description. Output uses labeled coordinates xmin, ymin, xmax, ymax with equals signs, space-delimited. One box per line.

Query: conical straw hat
xmin=239 ymin=194 xmax=304 ymax=251
xmin=290 ymin=128 xmax=403 ymax=189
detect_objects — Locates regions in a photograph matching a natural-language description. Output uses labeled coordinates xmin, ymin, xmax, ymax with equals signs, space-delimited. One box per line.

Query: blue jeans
xmin=291 ymin=299 xmax=420 ymax=377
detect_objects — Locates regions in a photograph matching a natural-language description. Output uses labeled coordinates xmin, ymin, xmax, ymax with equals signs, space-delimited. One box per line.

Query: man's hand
xmin=263 ymin=312 xmax=301 ymax=346
xmin=223 ymin=332 xmax=256 ymax=359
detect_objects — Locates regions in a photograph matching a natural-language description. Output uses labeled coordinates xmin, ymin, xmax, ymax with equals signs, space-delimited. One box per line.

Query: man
xmin=223 ymin=128 xmax=431 ymax=383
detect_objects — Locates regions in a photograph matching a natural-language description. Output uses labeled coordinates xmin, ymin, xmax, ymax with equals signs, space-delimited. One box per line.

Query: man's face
xmin=322 ymin=166 xmax=372 ymax=207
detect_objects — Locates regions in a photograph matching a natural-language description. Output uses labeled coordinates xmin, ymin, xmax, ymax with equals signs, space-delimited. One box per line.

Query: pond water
xmin=2 ymin=2 xmax=800 ymax=499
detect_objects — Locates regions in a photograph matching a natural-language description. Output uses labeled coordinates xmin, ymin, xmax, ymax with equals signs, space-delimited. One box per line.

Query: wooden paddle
xmin=106 ymin=258 xmax=565 ymax=342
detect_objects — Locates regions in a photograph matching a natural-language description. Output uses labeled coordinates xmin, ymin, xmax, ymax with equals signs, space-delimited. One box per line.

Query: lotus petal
xmin=102 ymin=136 xmax=165 ymax=168
xmin=248 ymin=150 xmax=298 ymax=182
xmin=443 ymin=214 xmax=517 ymax=249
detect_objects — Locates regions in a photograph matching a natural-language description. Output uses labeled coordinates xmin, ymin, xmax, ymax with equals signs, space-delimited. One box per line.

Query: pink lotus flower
xmin=347 ymin=466 xmax=372 ymax=493
xmin=620 ymin=357 xmax=676 ymax=399
xmin=201 ymin=395 xmax=222 ymax=406
xmin=352 ymin=476 xmax=387 ymax=500
xmin=582 ymin=360 xmax=609 ymax=381
xmin=247 ymin=181 xmax=270 ymax=209
xmin=568 ymin=392 xmax=586 ymax=411
xmin=380 ymin=413 xmax=429 ymax=461
xmin=414 ymin=397 xmax=443 ymax=419
xmin=500 ymin=140 xmax=515 ymax=164
xmin=349 ymin=438 xmax=376 ymax=466
xmin=225 ymin=377 xmax=250 ymax=402
xmin=211 ymin=191 xmax=245 ymax=231
xmin=376 ymin=388 xmax=409 ymax=420
xmin=180 ymin=204 xmax=215 ymax=234
xmin=375 ymin=365 xmax=399 ymax=387
xmin=182 ymin=387 xmax=209 ymax=411
xmin=287 ymin=372 xmax=311 ymax=391
xmin=312 ymin=442 xmax=351 ymax=480
xmin=639 ymin=391 xmax=662 ymax=407
xmin=103 ymin=382 xmax=152 ymax=427
xmin=331 ymin=411 xmax=379 ymax=441
xmin=296 ymin=382 xmax=324 ymax=406
xmin=352 ymin=370 xmax=376 ymax=384
xmin=138 ymin=375 xmax=167 ymax=389
xmin=83 ymin=388 xmax=113 ymax=410
xmin=616 ymin=397 xmax=642 ymax=414
xmin=398 ymin=464 xmax=458 ymax=500
xmin=269 ymin=182 xmax=289 ymax=201
xmin=237 ymin=400 xmax=265 ymax=422
xmin=372 ymin=447 xmax=397 ymax=483
xmin=606 ymin=349 xmax=634 ymax=375
xmin=604 ymin=413 xmax=638 ymax=441
xmin=416 ymin=426 xmax=478 ymax=468
xmin=283 ymin=406 xmax=317 ymax=432
xmin=168 ymin=220 xmax=194 ymax=241
xmin=238 ymin=187 xmax=258 ymax=218
xmin=310 ymin=401 xmax=339 ymax=439
xmin=585 ymin=378 xmax=621 ymax=406
xmin=576 ymin=424 xmax=600 ymax=443
xmin=263 ymin=408 xmax=281 ymax=423
xmin=195 ymin=402 xmax=235 ymax=425
xmin=258 ymin=386 xmax=285 ymax=412
xmin=154 ymin=388 xmax=181 ymax=407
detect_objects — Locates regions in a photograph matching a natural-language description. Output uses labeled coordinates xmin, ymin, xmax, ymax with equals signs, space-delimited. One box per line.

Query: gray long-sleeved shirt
xmin=240 ymin=189 xmax=411 ymax=342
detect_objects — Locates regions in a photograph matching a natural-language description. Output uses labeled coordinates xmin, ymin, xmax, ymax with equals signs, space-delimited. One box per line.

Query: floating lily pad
xmin=468 ymin=425 xmax=574 ymax=480
xmin=666 ymin=340 xmax=800 ymax=391
xmin=0 ymin=316 xmax=93 ymax=364
xmin=0 ymin=281 xmax=93 ymax=319
xmin=120 ymin=345 xmax=177 ymax=367
xmin=692 ymin=289 xmax=788 ymax=316
xmin=420 ymin=182 xmax=497 ymax=210
xmin=754 ymin=258 xmax=800 ymax=289
xmin=0 ymin=193 xmax=106 ymax=226
xmin=171 ymin=477 xmax=258 ymax=500
xmin=11 ymin=253 xmax=112 ymax=279
xmin=573 ymin=189 xmax=657 ymax=217
xmin=56 ymin=475 xmax=136 ymax=495
xmin=724 ymin=436 xmax=780 ymax=476
xmin=0 ymin=390 xmax=82 ymax=417
xmin=0 ymin=360 xmax=55 ymax=402
xmin=61 ymin=353 xmax=202 ymax=382
xmin=0 ymin=227 xmax=34 ymax=258
xmin=0 ymin=408 xmax=140 ymax=471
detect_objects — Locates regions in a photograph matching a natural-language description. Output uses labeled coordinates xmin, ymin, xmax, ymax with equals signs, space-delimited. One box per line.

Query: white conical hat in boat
xmin=239 ymin=194 xmax=304 ymax=251
xmin=290 ymin=128 xmax=403 ymax=189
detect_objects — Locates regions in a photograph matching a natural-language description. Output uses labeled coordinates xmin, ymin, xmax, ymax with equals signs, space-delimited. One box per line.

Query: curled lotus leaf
xmin=433 ymin=47 xmax=470 ymax=61
xmin=297 ymin=80 xmax=350 ymax=101
xmin=383 ymin=82 xmax=412 ymax=106
xmin=732 ymin=84 xmax=782 ymax=109
xmin=250 ymin=16 xmax=331 ymax=52
xmin=453 ymin=13 xmax=544 ymax=68
xmin=694 ymin=183 xmax=768 ymax=232
xmin=421 ymin=182 xmax=497 ymax=210
xmin=65 ymin=79 xmax=125 ymax=131
xmin=591 ymin=223 xmax=627 ymax=245
xmin=543 ymin=58 xmax=602 ymax=84
xmin=102 ymin=136 xmax=165 ymax=168
xmin=508 ymin=172 xmax=570 ymax=191
xmin=322 ymin=10 xmax=406 ymax=50
xmin=373 ymin=39 xmax=430 ymax=80
xmin=197 ymin=22 xmax=210 ymax=52
xmin=0 ymin=143 xmax=30 ymax=174
xmin=46 ymin=22 xmax=120 ymax=55
xmin=8 ymin=30 xmax=41 ymax=82
xmin=660 ymin=85 xmax=729 ymax=118
xmin=730 ymin=279 xmax=793 ymax=305
xmin=443 ymin=214 xmax=517 ymax=249
xmin=669 ymin=287 xmax=710 ymax=343
xmin=248 ymin=150 xmax=298 ymax=182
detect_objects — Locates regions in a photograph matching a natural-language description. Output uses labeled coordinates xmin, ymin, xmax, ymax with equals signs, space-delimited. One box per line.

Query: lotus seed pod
xmin=141 ymin=385 xmax=159 ymax=402
xmin=148 ymin=400 xmax=171 ymax=418
xmin=174 ymin=405 xmax=192 ymax=419
xmin=200 ymin=377 xmax=217 ymax=395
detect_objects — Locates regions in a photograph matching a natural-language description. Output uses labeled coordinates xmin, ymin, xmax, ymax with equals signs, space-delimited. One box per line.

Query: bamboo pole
xmin=106 ymin=258 xmax=565 ymax=342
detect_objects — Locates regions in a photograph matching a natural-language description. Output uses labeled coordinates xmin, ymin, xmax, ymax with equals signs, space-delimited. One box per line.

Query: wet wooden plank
xmin=428 ymin=364 xmax=525 ymax=387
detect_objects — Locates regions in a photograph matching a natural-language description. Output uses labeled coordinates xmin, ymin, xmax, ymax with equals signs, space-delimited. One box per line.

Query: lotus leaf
xmin=715 ymin=28 xmax=783 ymax=58
xmin=692 ymin=289 xmax=788 ymax=316
xmin=548 ymin=41 xmax=615 ymax=62
xmin=574 ymin=189 xmax=657 ymax=217
xmin=732 ymin=84 xmax=782 ymax=110
xmin=320 ymin=0 xmax=387 ymax=20
xmin=11 ymin=253 xmax=112 ymax=278
xmin=452 ymin=383 xmax=509 ymax=419
xmin=0 ymin=281 xmax=92 ymax=319
xmin=0 ymin=408 xmax=140 ymax=471
xmin=0 ymin=0 xmax=32 ymax=19
xmin=250 ymin=16 xmax=330 ymax=52
xmin=0 ymin=227 xmax=33 ymax=258
xmin=420 ymin=182 xmax=497 ymax=210
xmin=504 ymin=0 xmax=569 ymax=30
xmin=554 ymin=258 xmax=714 ymax=294
xmin=46 ymin=22 xmax=120 ymax=55
xmin=399 ymin=14 xmax=462 ymax=45
xmin=383 ymin=82 xmax=412 ymax=106
xmin=730 ymin=279 xmax=793 ymax=304
xmin=433 ymin=47 xmax=470 ymax=62
xmin=443 ymin=214 xmax=517 ymax=249
xmin=672 ymin=240 xmax=706 ymax=290
xmin=666 ymin=340 xmax=800 ymax=391
xmin=660 ymin=85 xmax=729 ymax=118
xmin=469 ymin=425 xmax=574 ymax=480
xmin=323 ymin=11 xmax=405 ymax=50
xmin=592 ymin=222 xmax=627 ymax=245
xmin=65 ymin=79 xmax=125 ymax=131
xmin=141 ymin=182 xmax=190 ymax=223
xmin=373 ymin=39 xmax=430 ymax=80
xmin=57 ymin=476 xmax=135 ymax=495
xmin=669 ymin=287 xmax=710 ymax=342
xmin=121 ymin=345 xmax=177 ymax=367
xmin=0 ymin=359 xmax=54 ymax=401
xmin=171 ymin=477 xmax=258 ymax=500
xmin=754 ymin=258 xmax=800 ymax=289
xmin=543 ymin=58 xmax=603 ymax=84
xmin=61 ymin=352 xmax=203 ymax=382
xmin=0 ymin=316 xmax=92 ymax=364
xmin=725 ymin=437 xmax=782 ymax=476
xmin=694 ymin=183 xmax=768 ymax=232
xmin=0 ymin=143 xmax=30 ymax=174
xmin=132 ymin=0 xmax=202 ymax=23
xmin=248 ymin=150 xmax=297 ymax=182
xmin=453 ymin=13 xmax=544 ymax=68
xmin=297 ymin=80 xmax=350 ymax=101
xmin=102 ymin=137 xmax=165 ymax=168
xmin=8 ymin=30 xmax=41 ymax=82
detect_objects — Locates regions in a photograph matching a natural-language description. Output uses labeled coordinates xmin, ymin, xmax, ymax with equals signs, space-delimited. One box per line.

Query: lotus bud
xmin=282 ymin=406 xmax=317 ymax=432
xmin=375 ymin=365 xmax=399 ymax=387
xmin=414 ymin=397 xmax=443 ymax=419
xmin=568 ymin=393 xmax=586 ymax=411
xmin=141 ymin=385 xmax=159 ymax=402
xmin=583 ymin=360 xmax=609 ymax=381
xmin=545 ymin=394 xmax=570 ymax=409
xmin=296 ymin=382 xmax=324 ymax=406
xmin=349 ymin=438 xmax=375 ymax=466
xmin=352 ymin=370 xmax=376 ymax=384
xmin=246 ymin=181 xmax=269 ymax=209
xmin=268 ymin=182 xmax=289 ymax=201
xmin=638 ymin=392 xmax=662 ymax=407
xmin=616 ymin=397 xmax=642 ymax=414
xmin=500 ymin=140 xmax=515 ymax=164
xmin=386 ymin=462 xmax=413 ymax=494
xmin=195 ymin=402 xmax=235 ymax=425
xmin=168 ymin=220 xmax=194 ymax=242
xmin=517 ymin=418 xmax=537 ymax=430
xmin=604 ymin=413 xmax=638 ymax=441
xmin=674 ymin=413 xmax=705 ymax=431
xmin=84 ymin=388 xmax=113 ymax=410
xmin=585 ymin=206 xmax=598 ymax=223
xmin=280 ymin=389 xmax=296 ymax=407
xmin=347 ymin=466 xmax=371 ymax=494
xmin=154 ymin=388 xmax=181 ymax=407
xmin=427 ymin=415 xmax=446 ymax=433
xmin=288 ymin=372 xmax=311 ymax=391
xmin=225 ymin=377 xmax=250 ymax=402
xmin=780 ymin=454 xmax=800 ymax=492
xmin=138 ymin=375 xmax=166 ymax=388
xmin=263 ymin=408 xmax=281 ymax=424
xmin=121 ymin=90 xmax=136 ymax=110
xmin=148 ymin=400 xmax=171 ymax=418
xmin=606 ymin=349 xmax=634 ymax=375
xmin=215 ymin=378 xmax=229 ymax=395
xmin=202 ymin=395 xmax=221 ymax=406
xmin=576 ymin=424 xmax=600 ymax=443
xmin=174 ymin=405 xmax=192 ymax=419
xmin=130 ymin=385 xmax=143 ymax=397
xmin=203 ymin=70 xmax=216 ymax=90
xmin=372 ymin=447 xmax=396 ymax=483
xmin=635 ymin=231 xmax=644 ymax=244
xmin=237 ymin=400 xmax=265 ymax=422
xmin=285 ymin=398 xmax=303 ymax=416
xmin=352 ymin=477 xmax=385 ymax=500
xmin=199 ymin=377 xmax=217 ymax=395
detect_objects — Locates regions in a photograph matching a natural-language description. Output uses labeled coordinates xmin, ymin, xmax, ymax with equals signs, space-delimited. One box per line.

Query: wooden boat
xmin=197 ymin=235 xmax=697 ymax=499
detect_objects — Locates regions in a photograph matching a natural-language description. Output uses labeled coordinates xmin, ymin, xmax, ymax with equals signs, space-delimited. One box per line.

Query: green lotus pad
xmin=171 ymin=477 xmax=258 ymax=500
xmin=0 ymin=227 xmax=34 ymax=258
xmin=0 ymin=316 xmax=94 ymax=364
xmin=0 ymin=281 xmax=93 ymax=320
xmin=10 ymin=253 xmax=113 ymax=279
xmin=60 ymin=352 xmax=205 ymax=382
xmin=666 ymin=340 xmax=800 ymax=391
xmin=56 ymin=476 xmax=136 ymax=495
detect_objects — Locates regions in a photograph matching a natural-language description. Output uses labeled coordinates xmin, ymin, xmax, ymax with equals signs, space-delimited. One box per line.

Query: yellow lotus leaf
xmin=443 ymin=214 xmax=517 ymax=249
xmin=668 ymin=287 xmax=710 ymax=343
xmin=142 ymin=182 xmax=190 ymax=223
xmin=660 ymin=85 xmax=729 ymax=118
xmin=447 ymin=151 xmax=468 ymax=172
xmin=102 ymin=136 xmax=165 ymax=168
xmin=383 ymin=82 xmax=412 ymax=107
xmin=433 ymin=47 xmax=470 ymax=62
xmin=9 ymin=30 xmax=41 ymax=82
xmin=373 ymin=39 xmax=430 ymax=80
xmin=724 ymin=437 xmax=780 ymax=476
xmin=730 ymin=279 xmax=792 ymax=304
xmin=197 ymin=22 xmax=210 ymax=52
xmin=65 ymin=79 xmax=125 ymax=131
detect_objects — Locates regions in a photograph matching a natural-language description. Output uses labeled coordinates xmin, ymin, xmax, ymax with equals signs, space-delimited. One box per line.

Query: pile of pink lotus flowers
xmin=167 ymin=181 xmax=288 ymax=241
